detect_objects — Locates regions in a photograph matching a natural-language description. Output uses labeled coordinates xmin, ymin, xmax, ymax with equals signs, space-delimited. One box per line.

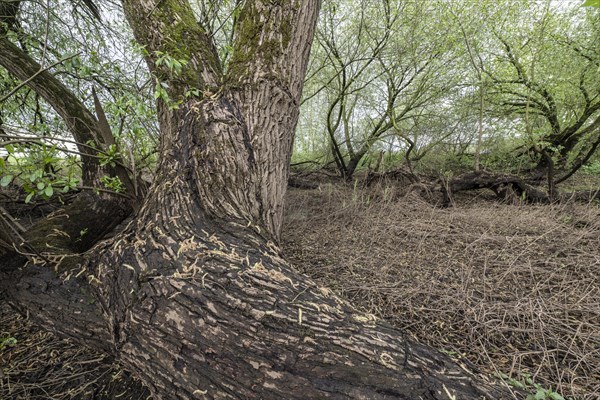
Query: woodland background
xmin=1 ymin=0 xmax=599 ymax=399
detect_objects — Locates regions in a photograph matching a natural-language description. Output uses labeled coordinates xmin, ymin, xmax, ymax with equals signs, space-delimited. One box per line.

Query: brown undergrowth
xmin=0 ymin=302 xmax=149 ymax=399
xmin=1 ymin=181 xmax=598 ymax=399
xmin=282 ymin=183 xmax=600 ymax=400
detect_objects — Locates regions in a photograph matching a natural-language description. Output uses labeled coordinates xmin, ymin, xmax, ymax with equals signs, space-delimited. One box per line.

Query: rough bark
xmin=1 ymin=154 xmax=506 ymax=398
xmin=1 ymin=1 xmax=514 ymax=398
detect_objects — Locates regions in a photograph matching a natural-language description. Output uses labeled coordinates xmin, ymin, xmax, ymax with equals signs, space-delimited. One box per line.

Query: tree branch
xmin=227 ymin=0 xmax=321 ymax=103
xmin=121 ymin=0 xmax=222 ymax=96
xmin=0 ymin=36 xmax=137 ymax=198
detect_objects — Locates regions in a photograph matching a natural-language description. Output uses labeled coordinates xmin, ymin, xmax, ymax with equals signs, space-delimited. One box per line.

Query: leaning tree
xmin=1 ymin=0 xmax=510 ymax=398
xmin=480 ymin=1 xmax=600 ymax=185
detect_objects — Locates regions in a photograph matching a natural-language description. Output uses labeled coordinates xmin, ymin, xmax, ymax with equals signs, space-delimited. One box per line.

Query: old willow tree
xmin=1 ymin=0 xmax=507 ymax=398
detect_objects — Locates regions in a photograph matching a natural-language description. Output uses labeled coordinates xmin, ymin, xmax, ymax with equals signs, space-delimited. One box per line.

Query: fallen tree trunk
xmin=560 ymin=188 xmax=600 ymax=203
xmin=441 ymin=171 xmax=550 ymax=206
xmin=436 ymin=171 xmax=600 ymax=207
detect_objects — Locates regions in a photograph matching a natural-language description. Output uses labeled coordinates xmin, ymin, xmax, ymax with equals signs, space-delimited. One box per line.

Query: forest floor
xmin=283 ymin=180 xmax=599 ymax=400
xmin=1 ymin=176 xmax=599 ymax=399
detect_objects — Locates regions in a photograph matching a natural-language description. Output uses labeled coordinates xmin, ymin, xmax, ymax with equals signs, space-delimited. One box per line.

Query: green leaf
xmin=25 ymin=192 xmax=34 ymax=203
xmin=37 ymin=182 xmax=45 ymax=190
xmin=534 ymin=389 xmax=547 ymax=400
xmin=0 ymin=175 xmax=13 ymax=187
xmin=29 ymin=170 xmax=42 ymax=182
xmin=44 ymin=185 xmax=54 ymax=197
xmin=582 ymin=0 xmax=600 ymax=7
xmin=0 ymin=336 xmax=17 ymax=350
xmin=511 ymin=380 xmax=525 ymax=389
xmin=549 ymin=392 xmax=565 ymax=400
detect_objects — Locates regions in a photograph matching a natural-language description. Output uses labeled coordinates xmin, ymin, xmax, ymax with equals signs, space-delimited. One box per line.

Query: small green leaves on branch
xmin=153 ymin=78 xmax=183 ymax=110
xmin=184 ymin=88 xmax=201 ymax=98
xmin=582 ymin=0 xmax=600 ymax=8
xmin=99 ymin=144 xmax=120 ymax=168
xmin=153 ymin=79 xmax=170 ymax=103
xmin=100 ymin=175 xmax=124 ymax=193
xmin=0 ymin=174 xmax=13 ymax=187
xmin=152 ymin=50 xmax=192 ymax=109
xmin=154 ymin=51 xmax=188 ymax=76
xmin=0 ymin=141 xmax=80 ymax=203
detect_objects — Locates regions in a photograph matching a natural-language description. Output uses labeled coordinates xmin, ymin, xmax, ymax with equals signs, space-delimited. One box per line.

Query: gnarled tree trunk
xmin=1 ymin=0 xmax=511 ymax=398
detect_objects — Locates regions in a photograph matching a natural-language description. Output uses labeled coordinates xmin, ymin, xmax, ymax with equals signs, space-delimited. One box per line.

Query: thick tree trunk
xmin=0 ymin=1 xmax=513 ymax=398
xmin=2 ymin=96 xmax=510 ymax=400
xmin=344 ymin=151 xmax=366 ymax=182
xmin=1 ymin=98 xmax=508 ymax=400
xmin=86 ymin=192 xmax=497 ymax=398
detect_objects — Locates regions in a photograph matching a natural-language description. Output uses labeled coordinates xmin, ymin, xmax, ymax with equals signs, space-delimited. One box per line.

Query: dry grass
xmin=1 ymin=182 xmax=598 ymax=399
xmin=0 ymin=302 xmax=149 ymax=399
xmin=282 ymin=183 xmax=600 ymax=400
